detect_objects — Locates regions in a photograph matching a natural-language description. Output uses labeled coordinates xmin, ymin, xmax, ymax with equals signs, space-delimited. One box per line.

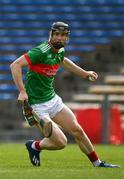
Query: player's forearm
xmin=62 ymin=57 xmax=89 ymax=78
xmin=10 ymin=63 xmax=26 ymax=92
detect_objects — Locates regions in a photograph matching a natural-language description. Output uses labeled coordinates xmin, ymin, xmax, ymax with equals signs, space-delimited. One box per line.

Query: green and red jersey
xmin=24 ymin=41 xmax=65 ymax=105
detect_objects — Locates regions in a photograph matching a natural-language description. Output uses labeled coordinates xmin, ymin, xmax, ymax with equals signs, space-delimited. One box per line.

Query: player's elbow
xmin=10 ymin=61 xmax=16 ymax=69
xmin=10 ymin=55 xmax=28 ymax=71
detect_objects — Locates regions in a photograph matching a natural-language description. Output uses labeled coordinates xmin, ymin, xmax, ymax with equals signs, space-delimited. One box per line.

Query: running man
xmin=10 ymin=21 xmax=120 ymax=168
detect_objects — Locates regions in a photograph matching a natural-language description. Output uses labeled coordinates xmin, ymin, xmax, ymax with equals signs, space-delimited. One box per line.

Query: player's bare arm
xmin=62 ymin=57 xmax=98 ymax=81
xmin=10 ymin=55 xmax=28 ymax=101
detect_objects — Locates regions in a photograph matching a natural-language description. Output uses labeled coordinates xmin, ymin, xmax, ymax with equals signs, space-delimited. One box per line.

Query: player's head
xmin=49 ymin=21 xmax=70 ymax=49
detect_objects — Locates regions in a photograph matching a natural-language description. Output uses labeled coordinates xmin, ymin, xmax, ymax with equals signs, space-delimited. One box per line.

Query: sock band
xmin=35 ymin=141 xmax=41 ymax=151
xmin=88 ymin=151 xmax=98 ymax=162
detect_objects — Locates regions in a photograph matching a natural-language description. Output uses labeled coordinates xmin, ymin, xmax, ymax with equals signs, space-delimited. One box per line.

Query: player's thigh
xmin=52 ymin=104 xmax=81 ymax=134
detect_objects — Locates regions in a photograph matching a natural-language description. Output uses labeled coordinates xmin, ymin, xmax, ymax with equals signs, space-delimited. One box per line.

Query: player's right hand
xmin=18 ymin=90 xmax=28 ymax=102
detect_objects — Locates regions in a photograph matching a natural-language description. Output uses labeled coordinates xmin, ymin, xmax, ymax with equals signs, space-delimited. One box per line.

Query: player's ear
xmin=66 ymin=34 xmax=69 ymax=43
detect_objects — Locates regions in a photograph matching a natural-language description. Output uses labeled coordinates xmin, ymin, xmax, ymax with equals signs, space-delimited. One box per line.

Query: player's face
xmin=50 ymin=30 xmax=69 ymax=49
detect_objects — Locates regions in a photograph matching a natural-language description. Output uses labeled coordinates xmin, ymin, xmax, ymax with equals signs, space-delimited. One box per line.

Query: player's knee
xmin=56 ymin=136 xmax=67 ymax=149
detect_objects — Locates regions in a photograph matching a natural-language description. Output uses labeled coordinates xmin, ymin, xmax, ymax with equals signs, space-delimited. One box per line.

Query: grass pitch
xmin=0 ymin=143 xmax=123 ymax=179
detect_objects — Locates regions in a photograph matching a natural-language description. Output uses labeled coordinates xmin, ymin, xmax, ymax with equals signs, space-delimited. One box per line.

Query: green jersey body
xmin=24 ymin=41 xmax=65 ymax=105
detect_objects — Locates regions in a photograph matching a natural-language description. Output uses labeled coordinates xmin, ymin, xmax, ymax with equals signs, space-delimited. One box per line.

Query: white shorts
xmin=31 ymin=94 xmax=64 ymax=121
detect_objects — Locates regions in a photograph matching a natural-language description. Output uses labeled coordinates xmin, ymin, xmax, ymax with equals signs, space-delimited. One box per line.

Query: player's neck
xmin=48 ymin=41 xmax=59 ymax=53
